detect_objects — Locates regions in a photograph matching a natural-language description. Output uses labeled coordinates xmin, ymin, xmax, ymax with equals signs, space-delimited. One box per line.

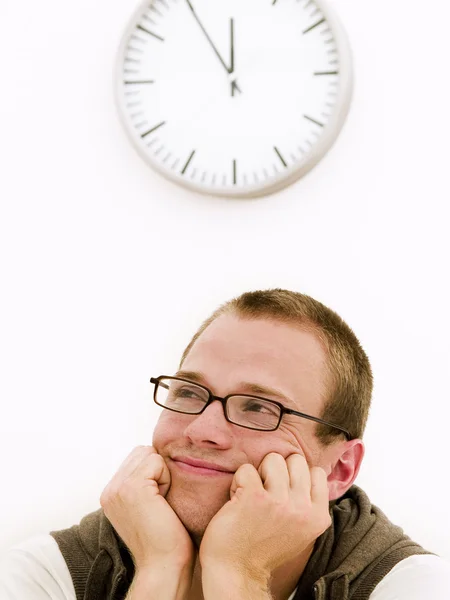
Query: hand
xmin=199 ymin=453 xmax=331 ymax=580
xmin=100 ymin=446 xmax=196 ymax=573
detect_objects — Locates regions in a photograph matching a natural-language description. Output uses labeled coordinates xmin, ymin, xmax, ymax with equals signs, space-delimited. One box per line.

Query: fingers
xmin=258 ymin=453 xmax=291 ymax=499
xmin=101 ymin=446 xmax=171 ymax=503
xmin=256 ymin=453 xmax=326 ymax=505
xmin=285 ymin=454 xmax=311 ymax=493
xmin=115 ymin=446 xmax=158 ymax=482
xmin=310 ymin=466 xmax=330 ymax=505
xmin=134 ymin=452 xmax=171 ymax=497
xmin=229 ymin=463 xmax=262 ymax=500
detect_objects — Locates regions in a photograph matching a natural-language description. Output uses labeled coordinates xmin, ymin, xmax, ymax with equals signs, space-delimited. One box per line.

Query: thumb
xmin=229 ymin=463 xmax=262 ymax=501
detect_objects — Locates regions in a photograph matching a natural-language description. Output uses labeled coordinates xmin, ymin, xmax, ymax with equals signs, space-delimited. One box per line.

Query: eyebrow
xmin=174 ymin=370 xmax=297 ymax=408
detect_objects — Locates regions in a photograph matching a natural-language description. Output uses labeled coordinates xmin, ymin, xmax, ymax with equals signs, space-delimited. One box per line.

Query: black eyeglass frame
xmin=150 ymin=375 xmax=351 ymax=440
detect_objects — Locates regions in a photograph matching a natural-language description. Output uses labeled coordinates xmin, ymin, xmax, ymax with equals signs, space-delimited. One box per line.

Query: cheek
xmin=152 ymin=412 xmax=184 ymax=448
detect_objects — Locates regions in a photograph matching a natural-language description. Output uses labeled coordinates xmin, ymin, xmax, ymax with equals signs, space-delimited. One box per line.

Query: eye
xmin=173 ymin=385 xmax=203 ymax=399
xmin=242 ymin=399 xmax=278 ymax=417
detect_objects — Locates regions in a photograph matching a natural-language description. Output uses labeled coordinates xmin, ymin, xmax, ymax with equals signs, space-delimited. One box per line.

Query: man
xmin=1 ymin=289 xmax=449 ymax=599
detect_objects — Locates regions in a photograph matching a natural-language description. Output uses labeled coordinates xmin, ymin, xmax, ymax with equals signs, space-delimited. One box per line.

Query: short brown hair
xmin=179 ymin=289 xmax=372 ymax=445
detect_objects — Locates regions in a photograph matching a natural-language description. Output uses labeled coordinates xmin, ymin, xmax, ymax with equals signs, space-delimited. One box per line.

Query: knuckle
xmin=239 ymin=462 xmax=256 ymax=474
xmin=265 ymin=452 xmax=283 ymax=462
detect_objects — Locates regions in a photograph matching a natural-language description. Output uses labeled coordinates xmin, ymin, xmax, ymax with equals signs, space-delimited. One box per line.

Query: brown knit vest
xmin=50 ymin=485 xmax=435 ymax=600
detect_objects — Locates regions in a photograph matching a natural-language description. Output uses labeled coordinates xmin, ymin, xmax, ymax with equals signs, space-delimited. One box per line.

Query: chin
xmin=165 ymin=481 xmax=229 ymax=543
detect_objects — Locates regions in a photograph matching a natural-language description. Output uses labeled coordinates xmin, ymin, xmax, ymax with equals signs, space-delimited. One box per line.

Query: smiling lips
xmin=171 ymin=456 xmax=235 ymax=476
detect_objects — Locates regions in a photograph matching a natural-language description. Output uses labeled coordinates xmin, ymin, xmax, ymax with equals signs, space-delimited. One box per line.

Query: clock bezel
xmin=114 ymin=0 xmax=353 ymax=199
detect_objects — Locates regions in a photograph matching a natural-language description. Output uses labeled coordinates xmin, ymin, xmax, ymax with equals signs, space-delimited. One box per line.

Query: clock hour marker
xmin=314 ymin=71 xmax=338 ymax=76
xmin=303 ymin=18 xmax=325 ymax=34
xmin=127 ymin=45 xmax=143 ymax=54
xmin=124 ymin=80 xmax=155 ymax=84
xmin=181 ymin=150 xmax=196 ymax=175
xmin=130 ymin=34 xmax=146 ymax=44
xmin=233 ymin=159 xmax=237 ymax=184
xmin=136 ymin=25 xmax=165 ymax=41
xmin=141 ymin=121 xmax=166 ymax=138
xmin=149 ymin=4 xmax=163 ymax=17
xmin=304 ymin=115 xmax=324 ymax=127
xmin=274 ymin=146 xmax=287 ymax=168
xmin=142 ymin=14 xmax=157 ymax=26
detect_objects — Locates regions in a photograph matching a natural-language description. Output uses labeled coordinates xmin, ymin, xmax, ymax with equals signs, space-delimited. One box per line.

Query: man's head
xmin=152 ymin=289 xmax=372 ymax=543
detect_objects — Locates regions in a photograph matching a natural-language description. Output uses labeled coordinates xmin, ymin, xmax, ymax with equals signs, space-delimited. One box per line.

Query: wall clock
xmin=115 ymin=0 xmax=353 ymax=198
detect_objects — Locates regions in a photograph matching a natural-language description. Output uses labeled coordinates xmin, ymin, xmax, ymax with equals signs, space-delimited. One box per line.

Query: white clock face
xmin=115 ymin=0 xmax=353 ymax=198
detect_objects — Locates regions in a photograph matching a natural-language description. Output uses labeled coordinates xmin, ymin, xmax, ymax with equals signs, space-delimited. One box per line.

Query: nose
xmin=182 ymin=399 xmax=233 ymax=448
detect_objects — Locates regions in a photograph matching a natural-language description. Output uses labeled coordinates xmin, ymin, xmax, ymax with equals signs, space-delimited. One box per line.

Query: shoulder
xmin=370 ymin=554 xmax=450 ymax=599
xmin=0 ymin=534 xmax=76 ymax=600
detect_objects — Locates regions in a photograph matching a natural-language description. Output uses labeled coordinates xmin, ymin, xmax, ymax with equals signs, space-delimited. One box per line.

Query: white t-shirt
xmin=1 ymin=534 xmax=450 ymax=600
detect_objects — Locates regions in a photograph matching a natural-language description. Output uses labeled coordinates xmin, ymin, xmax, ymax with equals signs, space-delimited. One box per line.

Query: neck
xmin=187 ymin=544 xmax=314 ymax=600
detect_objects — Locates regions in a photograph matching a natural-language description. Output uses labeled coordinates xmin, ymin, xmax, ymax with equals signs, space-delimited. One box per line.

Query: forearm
xmin=202 ymin=566 xmax=273 ymax=600
xmin=125 ymin=566 xmax=192 ymax=600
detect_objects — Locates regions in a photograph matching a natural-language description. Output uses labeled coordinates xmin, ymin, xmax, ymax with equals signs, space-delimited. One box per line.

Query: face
xmin=152 ymin=313 xmax=340 ymax=542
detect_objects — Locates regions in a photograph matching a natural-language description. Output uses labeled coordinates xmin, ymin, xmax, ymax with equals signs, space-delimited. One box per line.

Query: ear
xmin=326 ymin=439 xmax=365 ymax=501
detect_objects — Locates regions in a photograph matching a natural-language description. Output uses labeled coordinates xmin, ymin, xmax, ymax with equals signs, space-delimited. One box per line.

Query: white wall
xmin=1 ymin=0 xmax=449 ymax=562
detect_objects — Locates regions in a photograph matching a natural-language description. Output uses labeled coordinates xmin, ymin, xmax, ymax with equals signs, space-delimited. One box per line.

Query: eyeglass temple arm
xmin=284 ymin=408 xmax=351 ymax=439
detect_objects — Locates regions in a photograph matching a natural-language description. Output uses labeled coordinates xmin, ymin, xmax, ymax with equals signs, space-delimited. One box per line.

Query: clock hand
xmin=185 ymin=0 xmax=241 ymax=93
xmin=230 ymin=17 xmax=234 ymax=73
xmin=185 ymin=0 xmax=229 ymax=72
xmin=229 ymin=18 xmax=241 ymax=96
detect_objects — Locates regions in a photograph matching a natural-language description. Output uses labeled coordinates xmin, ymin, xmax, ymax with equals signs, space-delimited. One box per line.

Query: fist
xmin=199 ymin=453 xmax=331 ymax=577
xmin=100 ymin=446 xmax=195 ymax=571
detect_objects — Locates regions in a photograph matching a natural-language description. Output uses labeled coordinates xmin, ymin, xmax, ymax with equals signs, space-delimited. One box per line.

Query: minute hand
xmin=185 ymin=0 xmax=232 ymax=74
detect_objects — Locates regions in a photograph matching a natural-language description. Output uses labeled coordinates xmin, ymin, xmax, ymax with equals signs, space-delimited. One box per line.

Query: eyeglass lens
xmin=156 ymin=377 xmax=281 ymax=431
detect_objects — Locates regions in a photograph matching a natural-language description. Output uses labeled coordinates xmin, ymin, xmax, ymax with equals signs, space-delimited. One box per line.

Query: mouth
xmin=170 ymin=457 xmax=234 ymax=477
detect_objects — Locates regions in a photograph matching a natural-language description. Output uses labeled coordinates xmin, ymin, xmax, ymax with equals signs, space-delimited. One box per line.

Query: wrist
xmin=201 ymin=564 xmax=272 ymax=600
xmin=127 ymin=564 xmax=193 ymax=600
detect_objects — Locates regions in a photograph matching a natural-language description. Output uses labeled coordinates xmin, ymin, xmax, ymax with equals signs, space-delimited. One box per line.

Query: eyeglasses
xmin=150 ymin=376 xmax=351 ymax=438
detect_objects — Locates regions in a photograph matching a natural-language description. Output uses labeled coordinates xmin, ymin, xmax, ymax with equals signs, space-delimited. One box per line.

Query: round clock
xmin=115 ymin=0 xmax=353 ymax=198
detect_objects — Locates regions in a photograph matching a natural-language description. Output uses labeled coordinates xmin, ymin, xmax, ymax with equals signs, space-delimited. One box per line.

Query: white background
xmin=1 ymin=0 xmax=449 ymax=562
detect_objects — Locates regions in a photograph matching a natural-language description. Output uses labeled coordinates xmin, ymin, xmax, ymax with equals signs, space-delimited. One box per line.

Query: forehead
xmin=181 ymin=314 xmax=329 ymax=413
